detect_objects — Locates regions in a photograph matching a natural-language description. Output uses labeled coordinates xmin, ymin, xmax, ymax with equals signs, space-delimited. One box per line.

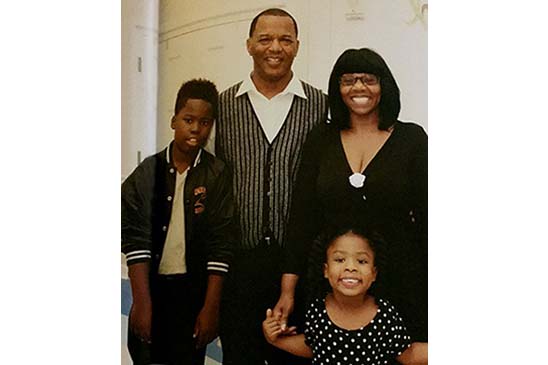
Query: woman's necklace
xmin=348 ymin=172 xmax=366 ymax=188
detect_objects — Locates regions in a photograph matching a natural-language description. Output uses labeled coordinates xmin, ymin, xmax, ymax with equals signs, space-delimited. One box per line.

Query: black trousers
xmin=127 ymin=275 xmax=206 ymax=365
xmin=219 ymin=243 xmax=310 ymax=365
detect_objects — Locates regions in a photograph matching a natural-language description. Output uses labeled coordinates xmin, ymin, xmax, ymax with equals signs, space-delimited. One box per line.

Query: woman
xmin=275 ymin=48 xmax=428 ymax=356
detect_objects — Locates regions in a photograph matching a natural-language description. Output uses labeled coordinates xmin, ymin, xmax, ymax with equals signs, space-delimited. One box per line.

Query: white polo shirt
xmin=158 ymin=150 xmax=202 ymax=275
xmin=236 ymin=73 xmax=307 ymax=143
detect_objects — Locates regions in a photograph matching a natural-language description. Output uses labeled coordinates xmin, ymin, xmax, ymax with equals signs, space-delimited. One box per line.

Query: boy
xmin=122 ymin=79 xmax=236 ymax=365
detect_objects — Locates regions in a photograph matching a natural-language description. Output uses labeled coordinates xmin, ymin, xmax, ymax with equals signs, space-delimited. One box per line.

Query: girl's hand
xmin=263 ymin=309 xmax=297 ymax=344
xmin=263 ymin=308 xmax=282 ymax=344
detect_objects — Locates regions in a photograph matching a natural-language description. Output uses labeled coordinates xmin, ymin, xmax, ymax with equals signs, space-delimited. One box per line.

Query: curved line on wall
xmin=159 ymin=3 xmax=286 ymax=42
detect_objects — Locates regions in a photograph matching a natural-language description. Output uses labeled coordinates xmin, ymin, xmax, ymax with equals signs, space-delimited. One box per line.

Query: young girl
xmin=263 ymin=227 xmax=427 ymax=365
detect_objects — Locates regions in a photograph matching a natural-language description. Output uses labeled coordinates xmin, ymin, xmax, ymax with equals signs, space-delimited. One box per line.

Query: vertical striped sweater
xmin=216 ymin=81 xmax=328 ymax=250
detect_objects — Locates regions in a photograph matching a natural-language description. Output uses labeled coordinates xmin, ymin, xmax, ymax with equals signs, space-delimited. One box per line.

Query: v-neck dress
xmin=304 ymin=297 xmax=411 ymax=365
xmin=282 ymin=121 xmax=428 ymax=341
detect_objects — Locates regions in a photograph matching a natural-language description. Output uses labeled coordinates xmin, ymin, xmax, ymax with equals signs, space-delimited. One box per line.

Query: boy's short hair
xmin=174 ymin=79 xmax=219 ymax=118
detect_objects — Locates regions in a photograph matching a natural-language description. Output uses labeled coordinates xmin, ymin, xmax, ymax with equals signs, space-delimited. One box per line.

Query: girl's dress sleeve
xmin=303 ymin=299 xmax=319 ymax=349
xmin=387 ymin=301 xmax=413 ymax=357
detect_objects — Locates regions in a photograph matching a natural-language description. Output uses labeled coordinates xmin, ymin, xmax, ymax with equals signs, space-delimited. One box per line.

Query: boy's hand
xmin=129 ymin=298 xmax=152 ymax=343
xmin=193 ymin=304 xmax=219 ymax=349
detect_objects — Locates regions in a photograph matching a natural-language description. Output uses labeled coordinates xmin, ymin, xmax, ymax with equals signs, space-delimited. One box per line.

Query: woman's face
xmin=339 ymin=73 xmax=381 ymax=117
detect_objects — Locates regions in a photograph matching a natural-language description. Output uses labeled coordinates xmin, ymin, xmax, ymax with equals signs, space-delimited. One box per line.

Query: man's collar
xmin=235 ymin=72 xmax=307 ymax=99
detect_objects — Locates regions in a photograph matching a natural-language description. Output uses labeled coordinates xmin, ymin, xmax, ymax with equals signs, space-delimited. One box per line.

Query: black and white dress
xmin=304 ymin=297 xmax=411 ymax=365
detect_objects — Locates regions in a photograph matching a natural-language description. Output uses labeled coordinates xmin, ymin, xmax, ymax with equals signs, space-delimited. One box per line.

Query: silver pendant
xmin=349 ymin=172 xmax=366 ymax=188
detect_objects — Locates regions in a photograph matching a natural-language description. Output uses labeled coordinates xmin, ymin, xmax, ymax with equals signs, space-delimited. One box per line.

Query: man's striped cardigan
xmin=216 ymin=81 xmax=328 ymax=250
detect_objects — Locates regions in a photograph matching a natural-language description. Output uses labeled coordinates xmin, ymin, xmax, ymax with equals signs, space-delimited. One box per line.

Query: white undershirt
xmin=236 ymin=73 xmax=307 ymax=143
xmin=158 ymin=169 xmax=188 ymax=274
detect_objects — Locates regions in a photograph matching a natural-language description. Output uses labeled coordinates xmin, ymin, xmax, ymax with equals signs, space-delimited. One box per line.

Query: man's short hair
xmin=248 ymin=8 xmax=298 ymax=37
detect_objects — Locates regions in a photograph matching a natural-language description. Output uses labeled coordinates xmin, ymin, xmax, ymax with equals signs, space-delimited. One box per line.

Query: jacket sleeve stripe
xmin=208 ymin=261 xmax=229 ymax=268
xmin=125 ymin=250 xmax=152 ymax=262
xmin=126 ymin=249 xmax=152 ymax=256
xmin=207 ymin=261 xmax=229 ymax=272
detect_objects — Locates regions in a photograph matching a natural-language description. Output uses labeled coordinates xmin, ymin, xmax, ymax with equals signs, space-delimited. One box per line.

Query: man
xmin=216 ymin=8 xmax=328 ymax=365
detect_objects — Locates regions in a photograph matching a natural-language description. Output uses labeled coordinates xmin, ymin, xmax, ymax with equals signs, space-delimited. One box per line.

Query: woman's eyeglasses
xmin=339 ymin=74 xmax=380 ymax=87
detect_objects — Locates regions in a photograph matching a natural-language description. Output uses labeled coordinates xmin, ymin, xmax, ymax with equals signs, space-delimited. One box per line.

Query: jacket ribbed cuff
xmin=207 ymin=261 xmax=229 ymax=274
xmin=125 ymin=249 xmax=152 ymax=265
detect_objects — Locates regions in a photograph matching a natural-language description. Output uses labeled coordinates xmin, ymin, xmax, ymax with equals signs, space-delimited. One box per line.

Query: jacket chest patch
xmin=193 ymin=186 xmax=207 ymax=214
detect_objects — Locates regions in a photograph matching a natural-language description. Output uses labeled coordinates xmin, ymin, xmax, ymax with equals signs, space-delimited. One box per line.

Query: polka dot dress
xmin=304 ymin=297 xmax=411 ymax=365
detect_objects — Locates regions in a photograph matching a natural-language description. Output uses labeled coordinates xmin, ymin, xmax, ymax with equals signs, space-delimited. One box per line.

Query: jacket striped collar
xmin=165 ymin=142 xmax=202 ymax=168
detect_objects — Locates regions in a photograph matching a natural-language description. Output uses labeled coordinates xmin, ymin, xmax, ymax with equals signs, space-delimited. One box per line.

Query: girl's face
xmin=323 ymin=233 xmax=377 ymax=298
xmin=339 ymin=73 xmax=381 ymax=117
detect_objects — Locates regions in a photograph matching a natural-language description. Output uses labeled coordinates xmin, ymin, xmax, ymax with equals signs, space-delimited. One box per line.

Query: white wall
xmin=155 ymin=0 xmax=428 ymax=150
xmin=121 ymin=0 xmax=159 ymax=180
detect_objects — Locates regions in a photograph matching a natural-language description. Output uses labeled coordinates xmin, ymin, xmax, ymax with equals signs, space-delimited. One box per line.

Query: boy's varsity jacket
xmin=122 ymin=143 xmax=236 ymax=286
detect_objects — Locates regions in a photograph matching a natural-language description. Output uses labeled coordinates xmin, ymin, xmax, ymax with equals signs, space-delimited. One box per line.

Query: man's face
xmin=171 ymin=98 xmax=214 ymax=155
xmin=246 ymin=15 xmax=299 ymax=83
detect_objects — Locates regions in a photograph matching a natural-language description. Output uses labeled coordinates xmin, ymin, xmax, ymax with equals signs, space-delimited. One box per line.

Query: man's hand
xmin=273 ymin=294 xmax=295 ymax=333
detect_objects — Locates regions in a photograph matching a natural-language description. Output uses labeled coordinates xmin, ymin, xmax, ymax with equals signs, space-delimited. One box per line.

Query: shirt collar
xmin=235 ymin=72 xmax=307 ymax=99
xmin=166 ymin=142 xmax=202 ymax=168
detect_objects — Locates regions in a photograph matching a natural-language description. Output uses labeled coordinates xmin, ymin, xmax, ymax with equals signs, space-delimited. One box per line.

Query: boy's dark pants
xmin=128 ymin=274 xmax=206 ymax=365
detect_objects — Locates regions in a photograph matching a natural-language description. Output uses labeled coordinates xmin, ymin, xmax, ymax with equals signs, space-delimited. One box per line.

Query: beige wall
xmin=121 ymin=0 xmax=159 ymax=180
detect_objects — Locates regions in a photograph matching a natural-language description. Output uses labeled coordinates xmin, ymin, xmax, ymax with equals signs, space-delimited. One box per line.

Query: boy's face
xmin=323 ymin=233 xmax=377 ymax=299
xmin=171 ymin=98 xmax=214 ymax=155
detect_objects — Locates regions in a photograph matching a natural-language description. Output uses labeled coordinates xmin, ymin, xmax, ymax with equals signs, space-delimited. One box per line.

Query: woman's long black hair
xmin=328 ymin=48 xmax=401 ymax=131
